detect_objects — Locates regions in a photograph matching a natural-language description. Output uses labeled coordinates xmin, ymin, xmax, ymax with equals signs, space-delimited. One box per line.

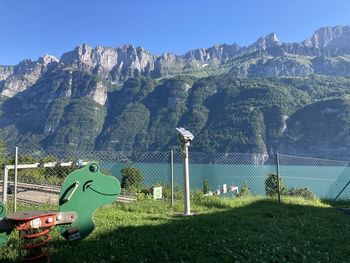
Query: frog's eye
xmin=89 ymin=163 xmax=98 ymax=173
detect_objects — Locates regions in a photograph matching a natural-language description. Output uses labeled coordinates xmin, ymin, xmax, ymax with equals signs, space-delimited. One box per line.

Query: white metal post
xmin=176 ymin=127 xmax=194 ymax=216
xmin=2 ymin=167 xmax=8 ymax=204
xmin=170 ymin=150 xmax=174 ymax=207
xmin=14 ymin=147 xmax=18 ymax=212
xmin=276 ymin=153 xmax=281 ymax=205
xmin=182 ymin=142 xmax=191 ymax=216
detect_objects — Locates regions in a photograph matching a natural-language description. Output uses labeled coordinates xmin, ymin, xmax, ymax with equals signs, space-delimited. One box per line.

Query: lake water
xmin=101 ymin=162 xmax=350 ymax=200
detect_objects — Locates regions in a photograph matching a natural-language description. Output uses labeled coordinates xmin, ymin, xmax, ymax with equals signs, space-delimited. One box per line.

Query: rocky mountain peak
xmin=250 ymin=32 xmax=281 ymax=50
xmin=118 ymin=44 xmax=134 ymax=51
xmin=4 ymin=25 xmax=350 ymax=100
xmin=14 ymin=58 xmax=43 ymax=75
xmin=38 ymin=54 xmax=59 ymax=65
xmin=59 ymin=43 xmax=93 ymax=64
xmin=75 ymin=43 xmax=93 ymax=63
xmin=183 ymin=43 xmax=241 ymax=63
xmin=265 ymin=33 xmax=280 ymax=46
xmin=59 ymin=44 xmax=119 ymax=74
xmin=116 ymin=44 xmax=153 ymax=58
xmin=302 ymin=25 xmax=350 ymax=49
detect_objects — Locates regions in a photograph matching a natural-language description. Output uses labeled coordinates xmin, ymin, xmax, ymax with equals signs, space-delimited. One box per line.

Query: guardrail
xmin=8 ymin=181 xmax=60 ymax=193
xmin=1 ymin=181 xmax=135 ymax=204
xmin=2 ymin=161 xmax=85 ymax=204
xmin=6 ymin=196 xmax=50 ymax=206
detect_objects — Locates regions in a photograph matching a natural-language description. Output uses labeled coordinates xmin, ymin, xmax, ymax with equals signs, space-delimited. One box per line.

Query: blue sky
xmin=1 ymin=0 xmax=350 ymax=65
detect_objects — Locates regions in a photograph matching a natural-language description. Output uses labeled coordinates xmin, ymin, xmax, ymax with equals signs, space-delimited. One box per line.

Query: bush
xmin=121 ymin=166 xmax=143 ymax=192
xmin=203 ymin=179 xmax=210 ymax=194
xmin=141 ymin=181 xmax=184 ymax=200
xmin=265 ymin=173 xmax=287 ymax=196
xmin=237 ymin=182 xmax=251 ymax=197
xmin=288 ymin=187 xmax=315 ymax=199
xmin=162 ymin=184 xmax=183 ymax=200
xmin=140 ymin=187 xmax=152 ymax=196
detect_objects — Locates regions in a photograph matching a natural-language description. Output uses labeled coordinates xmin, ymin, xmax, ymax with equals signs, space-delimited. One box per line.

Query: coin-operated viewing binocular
xmin=176 ymin=127 xmax=194 ymax=144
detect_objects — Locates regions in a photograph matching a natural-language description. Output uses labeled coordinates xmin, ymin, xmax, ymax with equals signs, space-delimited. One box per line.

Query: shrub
xmin=140 ymin=181 xmax=184 ymax=200
xmin=203 ymin=179 xmax=210 ymax=194
xmin=288 ymin=187 xmax=315 ymax=199
xmin=140 ymin=187 xmax=152 ymax=196
xmin=120 ymin=166 xmax=143 ymax=192
xmin=237 ymin=182 xmax=251 ymax=197
xmin=136 ymin=192 xmax=153 ymax=202
xmin=158 ymin=182 xmax=184 ymax=200
xmin=162 ymin=184 xmax=183 ymax=200
xmin=265 ymin=173 xmax=287 ymax=196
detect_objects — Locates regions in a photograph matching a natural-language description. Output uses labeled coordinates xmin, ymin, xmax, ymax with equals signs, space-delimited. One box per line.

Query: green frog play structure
xmin=0 ymin=162 xmax=121 ymax=262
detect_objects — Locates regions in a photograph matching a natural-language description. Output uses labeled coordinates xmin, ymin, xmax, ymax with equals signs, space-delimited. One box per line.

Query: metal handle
xmin=64 ymin=182 xmax=79 ymax=202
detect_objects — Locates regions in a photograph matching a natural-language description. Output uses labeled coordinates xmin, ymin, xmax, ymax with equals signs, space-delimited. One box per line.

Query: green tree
xmin=237 ymin=182 xmax=251 ymax=197
xmin=0 ymin=140 xmax=6 ymax=168
xmin=202 ymin=179 xmax=210 ymax=194
xmin=265 ymin=173 xmax=287 ymax=196
xmin=121 ymin=166 xmax=144 ymax=192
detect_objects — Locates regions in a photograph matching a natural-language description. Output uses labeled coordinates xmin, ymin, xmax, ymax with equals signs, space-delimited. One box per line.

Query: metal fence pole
xmin=334 ymin=180 xmax=350 ymax=201
xmin=170 ymin=150 xmax=174 ymax=207
xmin=276 ymin=153 xmax=281 ymax=204
xmin=14 ymin=147 xmax=18 ymax=212
xmin=2 ymin=167 xmax=8 ymax=204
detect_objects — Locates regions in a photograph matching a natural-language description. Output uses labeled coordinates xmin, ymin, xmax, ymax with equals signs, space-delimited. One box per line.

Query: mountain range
xmin=2 ymin=25 xmax=350 ymax=159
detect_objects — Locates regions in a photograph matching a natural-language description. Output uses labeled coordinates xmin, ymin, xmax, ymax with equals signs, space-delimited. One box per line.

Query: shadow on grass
xmin=45 ymin=199 xmax=350 ymax=263
xmin=321 ymin=198 xmax=350 ymax=208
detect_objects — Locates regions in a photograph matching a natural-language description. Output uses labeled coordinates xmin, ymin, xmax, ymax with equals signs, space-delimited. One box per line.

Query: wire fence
xmin=278 ymin=154 xmax=350 ymax=201
xmin=2 ymin=147 xmax=350 ymax=208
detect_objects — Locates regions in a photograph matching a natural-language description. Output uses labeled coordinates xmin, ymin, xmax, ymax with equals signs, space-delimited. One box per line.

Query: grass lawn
xmin=1 ymin=196 xmax=350 ymax=262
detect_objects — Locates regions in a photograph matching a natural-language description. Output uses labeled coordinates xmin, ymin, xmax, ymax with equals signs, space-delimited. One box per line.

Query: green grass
xmin=1 ymin=196 xmax=350 ymax=262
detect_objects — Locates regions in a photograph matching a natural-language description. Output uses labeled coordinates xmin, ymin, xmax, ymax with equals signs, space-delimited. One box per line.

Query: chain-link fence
xmin=278 ymin=154 xmax=350 ymax=200
xmin=2 ymin=147 xmax=350 ymax=209
xmin=1 ymin=148 xmax=135 ymax=207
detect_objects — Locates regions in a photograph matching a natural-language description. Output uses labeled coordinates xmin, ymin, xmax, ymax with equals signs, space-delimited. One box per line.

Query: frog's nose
xmin=83 ymin=180 xmax=93 ymax=192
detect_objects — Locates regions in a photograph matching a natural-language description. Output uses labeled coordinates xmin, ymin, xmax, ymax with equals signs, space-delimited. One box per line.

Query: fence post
xmin=2 ymin=167 xmax=8 ymax=204
xmin=170 ymin=150 xmax=174 ymax=207
xmin=276 ymin=153 xmax=281 ymax=204
xmin=334 ymin=180 xmax=350 ymax=201
xmin=13 ymin=147 xmax=18 ymax=212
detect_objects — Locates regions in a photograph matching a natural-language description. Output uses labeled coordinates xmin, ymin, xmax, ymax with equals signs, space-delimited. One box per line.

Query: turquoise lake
xmin=100 ymin=162 xmax=350 ymax=200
